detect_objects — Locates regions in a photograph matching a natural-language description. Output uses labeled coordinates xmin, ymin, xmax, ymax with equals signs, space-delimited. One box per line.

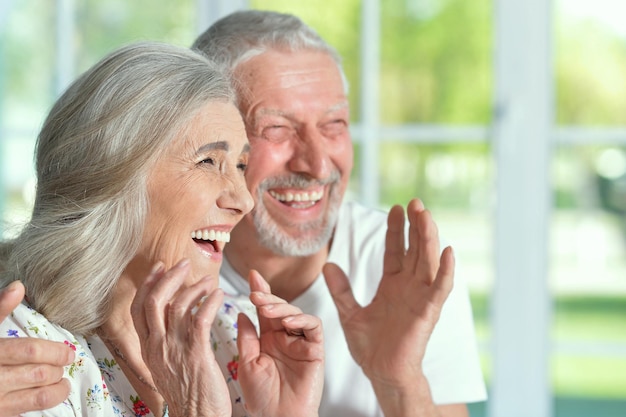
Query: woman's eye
xmin=237 ymin=162 xmax=248 ymax=172
xmin=200 ymin=157 xmax=215 ymax=165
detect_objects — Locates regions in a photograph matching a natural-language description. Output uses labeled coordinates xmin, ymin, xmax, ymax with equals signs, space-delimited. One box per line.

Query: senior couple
xmin=0 ymin=10 xmax=485 ymax=417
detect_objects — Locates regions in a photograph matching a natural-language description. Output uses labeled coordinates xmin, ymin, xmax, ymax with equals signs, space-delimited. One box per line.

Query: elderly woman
xmin=0 ymin=42 xmax=323 ymax=417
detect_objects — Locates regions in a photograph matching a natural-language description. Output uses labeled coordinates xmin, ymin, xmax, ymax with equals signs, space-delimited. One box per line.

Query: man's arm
xmin=0 ymin=280 xmax=74 ymax=416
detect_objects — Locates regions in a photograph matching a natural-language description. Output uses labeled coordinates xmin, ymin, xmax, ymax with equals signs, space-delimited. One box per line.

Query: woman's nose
xmin=219 ymin=173 xmax=254 ymax=216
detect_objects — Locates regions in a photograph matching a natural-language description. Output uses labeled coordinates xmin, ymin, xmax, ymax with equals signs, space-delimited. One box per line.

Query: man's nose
xmin=287 ymin=129 xmax=332 ymax=179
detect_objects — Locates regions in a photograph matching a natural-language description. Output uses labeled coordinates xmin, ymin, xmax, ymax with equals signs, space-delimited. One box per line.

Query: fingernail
xmin=66 ymin=347 xmax=76 ymax=363
xmin=150 ymin=262 xmax=164 ymax=275
xmin=176 ymin=259 xmax=190 ymax=268
xmin=6 ymin=280 xmax=21 ymax=292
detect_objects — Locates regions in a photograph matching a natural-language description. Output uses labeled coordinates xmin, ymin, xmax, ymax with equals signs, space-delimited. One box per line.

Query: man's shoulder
xmin=329 ymin=201 xmax=389 ymax=266
xmin=339 ymin=200 xmax=388 ymax=227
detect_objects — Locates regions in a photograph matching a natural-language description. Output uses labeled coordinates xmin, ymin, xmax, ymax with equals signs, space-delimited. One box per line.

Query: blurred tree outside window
xmin=552 ymin=1 xmax=626 ymax=413
xmin=1 ymin=1 xmax=625 ymax=415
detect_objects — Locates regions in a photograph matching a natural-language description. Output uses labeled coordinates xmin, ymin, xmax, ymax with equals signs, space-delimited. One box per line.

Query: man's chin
xmin=258 ymin=231 xmax=329 ymax=257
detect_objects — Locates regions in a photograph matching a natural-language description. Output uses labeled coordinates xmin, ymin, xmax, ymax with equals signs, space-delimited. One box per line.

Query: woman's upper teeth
xmin=191 ymin=229 xmax=231 ymax=242
xmin=269 ymin=190 xmax=323 ymax=202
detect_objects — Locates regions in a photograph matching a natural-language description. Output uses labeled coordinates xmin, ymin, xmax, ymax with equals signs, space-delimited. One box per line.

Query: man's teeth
xmin=269 ymin=190 xmax=323 ymax=202
xmin=190 ymin=229 xmax=231 ymax=243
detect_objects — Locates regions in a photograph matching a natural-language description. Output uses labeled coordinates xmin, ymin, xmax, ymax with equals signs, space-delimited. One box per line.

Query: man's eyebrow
xmin=197 ymin=141 xmax=229 ymax=154
xmin=256 ymin=108 xmax=290 ymax=118
xmin=326 ymin=102 xmax=349 ymax=113
xmin=255 ymin=102 xmax=348 ymax=119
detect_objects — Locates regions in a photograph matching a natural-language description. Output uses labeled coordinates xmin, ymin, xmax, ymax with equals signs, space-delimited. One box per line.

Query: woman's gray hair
xmin=191 ymin=10 xmax=348 ymax=93
xmin=0 ymin=42 xmax=234 ymax=335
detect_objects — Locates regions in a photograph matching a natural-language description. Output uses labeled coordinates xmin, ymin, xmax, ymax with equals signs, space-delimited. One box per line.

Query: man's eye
xmin=237 ymin=163 xmax=248 ymax=172
xmin=200 ymin=157 xmax=215 ymax=165
xmin=323 ymin=120 xmax=348 ymax=136
xmin=262 ymin=126 xmax=292 ymax=143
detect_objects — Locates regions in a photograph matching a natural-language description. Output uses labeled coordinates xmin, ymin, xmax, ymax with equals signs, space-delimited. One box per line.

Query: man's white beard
xmin=252 ymin=172 xmax=342 ymax=257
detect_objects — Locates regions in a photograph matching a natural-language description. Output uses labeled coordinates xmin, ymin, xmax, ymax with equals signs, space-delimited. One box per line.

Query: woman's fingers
xmin=167 ymin=276 xmax=214 ymax=340
xmin=237 ymin=312 xmax=261 ymax=366
xmin=282 ymin=314 xmax=324 ymax=344
xmin=248 ymin=269 xmax=271 ymax=293
xmin=130 ymin=261 xmax=165 ymax=337
xmin=190 ymin=287 xmax=224 ymax=344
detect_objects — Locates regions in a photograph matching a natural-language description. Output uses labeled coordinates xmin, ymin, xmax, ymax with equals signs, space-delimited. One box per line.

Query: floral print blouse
xmin=0 ymin=294 xmax=256 ymax=417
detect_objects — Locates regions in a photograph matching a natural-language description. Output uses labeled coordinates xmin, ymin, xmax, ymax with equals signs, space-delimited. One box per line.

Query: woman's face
xmin=127 ymin=101 xmax=253 ymax=289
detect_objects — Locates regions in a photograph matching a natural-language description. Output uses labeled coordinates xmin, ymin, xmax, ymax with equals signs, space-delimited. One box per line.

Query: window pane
xmin=0 ymin=1 xmax=196 ymax=237
xmin=551 ymin=145 xmax=626 ymax=415
xmin=555 ymin=0 xmax=626 ymax=125
xmin=76 ymin=0 xmax=196 ymax=72
xmin=380 ymin=0 xmax=492 ymax=124
xmin=1 ymin=1 xmax=56 ymax=236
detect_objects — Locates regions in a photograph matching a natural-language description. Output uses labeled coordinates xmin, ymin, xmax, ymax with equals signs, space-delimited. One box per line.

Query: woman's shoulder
xmin=0 ymin=302 xmax=92 ymax=364
xmin=1 ymin=304 xmax=113 ymax=416
xmin=0 ymin=301 xmax=63 ymax=340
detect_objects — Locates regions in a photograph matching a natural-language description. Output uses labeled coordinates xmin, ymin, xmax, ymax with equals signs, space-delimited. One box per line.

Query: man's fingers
xmin=412 ymin=209 xmax=441 ymax=284
xmin=405 ymin=198 xmax=426 ymax=265
xmin=0 ymin=338 xmax=74 ymax=366
xmin=0 ymin=377 xmax=71 ymax=416
xmin=0 ymin=281 xmax=25 ymax=321
xmin=382 ymin=204 xmax=406 ymax=276
xmin=432 ymin=246 xmax=455 ymax=303
xmin=0 ymin=362 xmax=64 ymax=392
xmin=323 ymin=262 xmax=360 ymax=322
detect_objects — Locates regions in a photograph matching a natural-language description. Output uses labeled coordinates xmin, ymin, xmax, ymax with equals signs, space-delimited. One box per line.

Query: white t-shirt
xmin=220 ymin=201 xmax=487 ymax=417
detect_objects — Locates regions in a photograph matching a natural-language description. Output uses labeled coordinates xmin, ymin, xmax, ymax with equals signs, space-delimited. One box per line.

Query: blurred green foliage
xmin=471 ymin=292 xmax=626 ymax=399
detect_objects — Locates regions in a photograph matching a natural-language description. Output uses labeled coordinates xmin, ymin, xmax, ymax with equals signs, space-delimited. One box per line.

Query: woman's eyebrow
xmin=197 ymin=141 xmax=229 ymax=154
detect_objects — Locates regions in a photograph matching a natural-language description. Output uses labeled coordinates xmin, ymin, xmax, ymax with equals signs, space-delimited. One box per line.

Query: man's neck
xmin=224 ymin=227 xmax=330 ymax=302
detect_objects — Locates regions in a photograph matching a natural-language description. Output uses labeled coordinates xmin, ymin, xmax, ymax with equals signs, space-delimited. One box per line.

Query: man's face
xmin=234 ymin=49 xmax=353 ymax=256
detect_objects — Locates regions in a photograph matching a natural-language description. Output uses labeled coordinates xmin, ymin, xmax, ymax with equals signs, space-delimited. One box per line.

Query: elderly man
xmin=192 ymin=9 xmax=486 ymax=417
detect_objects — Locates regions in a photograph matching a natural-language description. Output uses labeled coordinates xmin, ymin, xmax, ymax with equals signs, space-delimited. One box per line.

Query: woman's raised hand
xmin=237 ymin=270 xmax=324 ymax=417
